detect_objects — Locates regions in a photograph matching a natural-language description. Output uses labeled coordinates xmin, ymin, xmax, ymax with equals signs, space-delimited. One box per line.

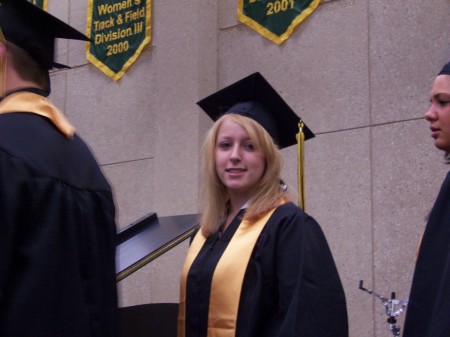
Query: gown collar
xmin=0 ymin=91 xmax=75 ymax=138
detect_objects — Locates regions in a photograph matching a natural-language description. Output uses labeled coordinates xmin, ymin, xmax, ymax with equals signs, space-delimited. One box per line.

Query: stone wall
xmin=48 ymin=0 xmax=450 ymax=335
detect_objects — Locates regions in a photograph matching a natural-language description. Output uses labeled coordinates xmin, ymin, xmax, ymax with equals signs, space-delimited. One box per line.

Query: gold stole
xmin=178 ymin=208 xmax=276 ymax=337
xmin=0 ymin=92 xmax=75 ymax=138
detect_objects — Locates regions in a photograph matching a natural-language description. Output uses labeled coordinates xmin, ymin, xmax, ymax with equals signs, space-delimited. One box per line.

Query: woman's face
xmin=215 ymin=118 xmax=266 ymax=201
xmin=425 ymin=75 xmax=450 ymax=152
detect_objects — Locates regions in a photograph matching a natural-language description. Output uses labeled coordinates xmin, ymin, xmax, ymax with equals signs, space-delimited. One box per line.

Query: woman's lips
xmin=430 ymin=126 xmax=440 ymax=138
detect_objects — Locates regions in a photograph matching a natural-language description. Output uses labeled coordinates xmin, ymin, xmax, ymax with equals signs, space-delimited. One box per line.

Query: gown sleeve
xmin=237 ymin=203 xmax=348 ymax=337
xmin=402 ymin=172 xmax=450 ymax=337
xmin=277 ymin=211 xmax=348 ymax=337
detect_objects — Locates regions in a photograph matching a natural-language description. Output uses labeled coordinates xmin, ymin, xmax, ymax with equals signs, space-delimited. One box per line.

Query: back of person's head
xmin=6 ymin=41 xmax=49 ymax=90
xmin=0 ymin=0 xmax=89 ymax=68
xmin=0 ymin=0 xmax=89 ymax=95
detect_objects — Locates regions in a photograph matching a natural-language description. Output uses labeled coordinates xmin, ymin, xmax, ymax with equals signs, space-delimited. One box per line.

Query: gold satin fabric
xmin=178 ymin=208 xmax=277 ymax=337
xmin=0 ymin=92 xmax=75 ymax=138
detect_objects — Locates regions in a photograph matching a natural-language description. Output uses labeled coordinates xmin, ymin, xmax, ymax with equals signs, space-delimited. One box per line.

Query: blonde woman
xmin=178 ymin=73 xmax=348 ymax=337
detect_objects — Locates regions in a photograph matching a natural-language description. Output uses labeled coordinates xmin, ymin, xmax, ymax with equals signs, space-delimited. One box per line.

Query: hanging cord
xmin=297 ymin=120 xmax=305 ymax=210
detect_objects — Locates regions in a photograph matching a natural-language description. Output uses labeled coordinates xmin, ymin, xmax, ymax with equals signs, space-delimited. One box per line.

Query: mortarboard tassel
xmin=297 ymin=121 xmax=305 ymax=210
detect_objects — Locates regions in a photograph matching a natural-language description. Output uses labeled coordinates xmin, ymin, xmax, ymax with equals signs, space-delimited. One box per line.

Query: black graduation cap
xmin=0 ymin=0 xmax=89 ymax=69
xmin=438 ymin=61 xmax=450 ymax=76
xmin=197 ymin=72 xmax=315 ymax=149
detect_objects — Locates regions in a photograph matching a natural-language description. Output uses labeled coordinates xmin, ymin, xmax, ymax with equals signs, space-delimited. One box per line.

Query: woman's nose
xmin=230 ymin=145 xmax=241 ymax=160
xmin=425 ymin=104 xmax=436 ymax=121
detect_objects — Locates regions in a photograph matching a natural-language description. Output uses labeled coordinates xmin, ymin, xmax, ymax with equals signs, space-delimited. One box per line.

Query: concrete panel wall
xmin=44 ymin=0 xmax=450 ymax=336
xmin=48 ymin=0 xmax=218 ymax=307
xmin=216 ymin=0 xmax=450 ymax=336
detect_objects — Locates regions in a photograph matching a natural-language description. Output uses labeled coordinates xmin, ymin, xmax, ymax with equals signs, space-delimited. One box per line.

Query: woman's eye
xmin=244 ymin=143 xmax=255 ymax=151
xmin=434 ymin=94 xmax=450 ymax=107
xmin=218 ymin=142 xmax=231 ymax=149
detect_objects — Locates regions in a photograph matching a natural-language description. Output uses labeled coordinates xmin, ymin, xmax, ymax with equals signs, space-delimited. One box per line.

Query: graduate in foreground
xmin=0 ymin=0 xmax=117 ymax=336
xmin=177 ymin=73 xmax=348 ymax=337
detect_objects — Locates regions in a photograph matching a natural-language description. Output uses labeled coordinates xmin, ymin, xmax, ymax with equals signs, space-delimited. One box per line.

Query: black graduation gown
xmin=184 ymin=202 xmax=348 ymax=337
xmin=402 ymin=171 xmax=450 ymax=337
xmin=0 ymin=112 xmax=118 ymax=337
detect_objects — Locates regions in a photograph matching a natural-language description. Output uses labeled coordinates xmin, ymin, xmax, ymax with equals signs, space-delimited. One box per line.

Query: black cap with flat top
xmin=197 ymin=72 xmax=315 ymax=149
xmin=0 ymin=0 xmax=89 ymax=69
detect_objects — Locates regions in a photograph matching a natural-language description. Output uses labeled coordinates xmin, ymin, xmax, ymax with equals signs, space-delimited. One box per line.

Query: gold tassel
xmin=0 ymin=28 xmax=6 ymax=98
xmin=297 ymin=121 xmax=305 ymax=210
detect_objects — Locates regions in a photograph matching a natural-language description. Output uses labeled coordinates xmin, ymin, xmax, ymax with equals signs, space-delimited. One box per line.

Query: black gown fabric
xmin=184 ymin=202 xmax=348 ymax=337
xmin=403 ymin=171 xmax=450 ymax=337
xmin=0 ymin=112 xmax=118 ymax=337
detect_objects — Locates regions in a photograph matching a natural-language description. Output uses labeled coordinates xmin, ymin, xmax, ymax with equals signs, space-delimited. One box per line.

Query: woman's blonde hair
xmin=199 ymin=113 xmax=290 ymax=236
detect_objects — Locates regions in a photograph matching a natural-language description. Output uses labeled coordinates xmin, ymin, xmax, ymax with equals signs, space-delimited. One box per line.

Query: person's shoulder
xmin=274 ymin=201 xmax=306 ymax=218
xmin=269 ymin=202 xmax=305 ymax=224
xmin=0 ymin=113 xmax=110 ymax=191
xmin=260 ymin=202 xmax=326 ymax=245
xmin=272 ymin=201 xmax=322 ymax=229
xmin=444 ymin=170 xmax=450 ymax=181
xmin=434 ymin=169 xmax=450 ymax=197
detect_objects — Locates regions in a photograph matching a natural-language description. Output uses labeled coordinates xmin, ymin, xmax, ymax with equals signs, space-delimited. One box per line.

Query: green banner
xmin=86 ymin=0 xmax=151 ymax=81
xmin=27 ymin=0 xmax=47 ymax=10
xmin=238 ymin=0 xmax=320 ymax=44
